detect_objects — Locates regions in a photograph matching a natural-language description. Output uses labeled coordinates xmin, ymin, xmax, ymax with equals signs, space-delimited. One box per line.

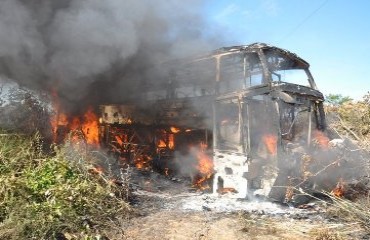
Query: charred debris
xmin=53 ymin=43 xmax=367 ymax=204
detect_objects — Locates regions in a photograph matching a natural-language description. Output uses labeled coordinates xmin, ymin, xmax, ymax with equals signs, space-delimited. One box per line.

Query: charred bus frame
xmin=99 ymin=43 xmax=327 ymax=201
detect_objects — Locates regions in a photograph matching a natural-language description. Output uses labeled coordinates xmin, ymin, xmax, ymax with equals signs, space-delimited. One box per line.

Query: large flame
xmin=193 ymin=143 xmax=214 ymax=189
xmin=50 ymin=91 xmax=100 ymax=147
xmin=80 ymin=107 xmax=100 ymax=146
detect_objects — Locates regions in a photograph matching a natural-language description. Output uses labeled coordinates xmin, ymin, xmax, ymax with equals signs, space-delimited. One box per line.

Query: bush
xmin=326 ymin=93 xmax=370 ymax=150
xmin=0 ymin=132 xmax=131 ymax=239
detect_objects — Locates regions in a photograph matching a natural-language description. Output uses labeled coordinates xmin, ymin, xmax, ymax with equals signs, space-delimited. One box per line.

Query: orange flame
xmin=168 ymin=134 xmax=175 ymax=149
xmin=170 ymin=126 xmax=181 ymax=133
xmin=196 ymin=151 xmax=213 ymax=176
xmin=50 ymin=98 xmax=100 ymax=146
xmin=262 ymin=134 xmax=277 ymax=155
xmin=115 ymin=135 xmax=123 ymax=146
xmin=331 ymin=178 xmax=345 ymax=198
xmin=50 ymin=89 xmax=100 ymax=146
xmin=157 ymin=134 xmax=175 ymax=150
xmin=81 ymin=107 xmax=100 ymax=146
xmin=217 ymin=187 xmax=237 ymax=194
xmin=134 ymin=155 xmax=152 ymax=170
xmin=313 ymin=130 xmax=329 ymax=149
xmin=158 ymin=139 xmax=166 ymax=148
xmin=193 ymin=143 xmax=214 ymax=189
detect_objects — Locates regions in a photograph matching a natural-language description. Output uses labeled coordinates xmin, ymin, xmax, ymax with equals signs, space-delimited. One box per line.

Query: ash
xmin=128 ymin=168 xmax=320 ymax=217
xmin=178 ymin=194 xmax=298 ymax=214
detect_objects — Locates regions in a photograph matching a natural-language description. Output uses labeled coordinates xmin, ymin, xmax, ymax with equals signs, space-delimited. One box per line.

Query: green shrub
xmin=0 ymin=132 xmax=131 ymax=239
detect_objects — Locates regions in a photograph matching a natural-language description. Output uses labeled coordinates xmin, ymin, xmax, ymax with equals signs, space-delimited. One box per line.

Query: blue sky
xmin=203 ymin=0 xmax=370 ymax=100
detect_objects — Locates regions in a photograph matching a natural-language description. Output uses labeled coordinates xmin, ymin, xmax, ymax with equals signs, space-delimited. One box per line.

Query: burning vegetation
xmin=51 ymin=106 xmax=100 ymax=146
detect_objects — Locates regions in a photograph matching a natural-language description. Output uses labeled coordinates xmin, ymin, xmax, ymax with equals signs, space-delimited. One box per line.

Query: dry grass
xmin=325 ymin=95 xmax=370 ymax=151
xmin=326 ymin=194 xmax=370 ymax=233
xmin=238 ymin=211 xmax=279 ymax=236
xmin=310 ymin=228 xmax=344 ymax=240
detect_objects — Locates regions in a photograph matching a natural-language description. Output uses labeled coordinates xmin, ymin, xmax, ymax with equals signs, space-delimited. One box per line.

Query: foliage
xmin=363 ymin=91 xmax=370 ymax=105
xmin=0 ymin=86 xmax=52 ymax=137
xmin=325 ymin=94 xmax=353 ymax=106
xmin=325 ymin=93 xmax=370 ymax=235
xmin=325 ymin=93 xmax=370 ymax=149
xmin=0 ymin=132 xmax=131 ymax=240
xmin=337 ymin=102 xmax=370 ymax=136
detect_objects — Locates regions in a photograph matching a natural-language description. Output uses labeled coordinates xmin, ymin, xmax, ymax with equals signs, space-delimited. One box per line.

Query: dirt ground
xmin=106 ymin=171 xmax=368 ymax=240
xmin=118 ymin=209 xmax=365 ymax=240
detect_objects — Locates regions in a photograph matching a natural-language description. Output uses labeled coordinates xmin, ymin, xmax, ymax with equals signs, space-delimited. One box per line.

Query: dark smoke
xmin=0 ymin=0 xmax=220 ymax=113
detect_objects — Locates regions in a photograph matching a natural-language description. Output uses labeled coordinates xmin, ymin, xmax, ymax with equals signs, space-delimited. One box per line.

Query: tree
xmin=325 ymin=94 xmax=353 ymax=105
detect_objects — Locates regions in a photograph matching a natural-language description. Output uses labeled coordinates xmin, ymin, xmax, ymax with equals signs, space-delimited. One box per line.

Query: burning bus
xmin=92 ymin=43 xmax=328 ymax=201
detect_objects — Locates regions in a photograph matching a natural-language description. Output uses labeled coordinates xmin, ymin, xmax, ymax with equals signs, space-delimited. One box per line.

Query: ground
xmin=105 ymin=171 xmax=369 ymax=240
xmin=122 ymin=211 xmax=345 ymax=240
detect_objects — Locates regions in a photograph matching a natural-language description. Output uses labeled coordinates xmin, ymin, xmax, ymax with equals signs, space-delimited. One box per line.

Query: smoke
xmin=0 ymin=0 xmax=220 ymax=113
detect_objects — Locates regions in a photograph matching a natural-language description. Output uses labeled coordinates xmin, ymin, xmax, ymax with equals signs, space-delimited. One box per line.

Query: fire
xmin=262 ymin=134 xmax=277 ymax=155
xmin=50 ymin=89 xmax=100 ymax=146
xmin=61 ymin=107 xmax=100 ymax=146
xmin=196 ymin=151 xmax=213 ymax=176
xmin=53 ymin=113 xmax=68 ymax=127
xmin=193 ymin=143 xmax=214 ymax=189
xmin=313 ymin=130 xmax=329 ymax=149
xmin=51 ymin=105 xmax=100 ymax=146
xmin=217 ymin=187 xmax=237 ymax=194
xmin=80 ymin=107 xmax=100 ymax=146
xmin=331 ymin=178 xmax=345 ymax=197
xmin=168 ymin=134 xmax=175 ymax=149
xmin=158 ymin=139 xmax=166 ymax=148
xmin=156 ymin=133 xmax=175 ymax=150
xmin=134 ymin=155 xmax=152 ymax=170
xmin=115 ymin=135 xmax=124 ymax=146
xmin=170 ymin=126 xmax=181 ymax=133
